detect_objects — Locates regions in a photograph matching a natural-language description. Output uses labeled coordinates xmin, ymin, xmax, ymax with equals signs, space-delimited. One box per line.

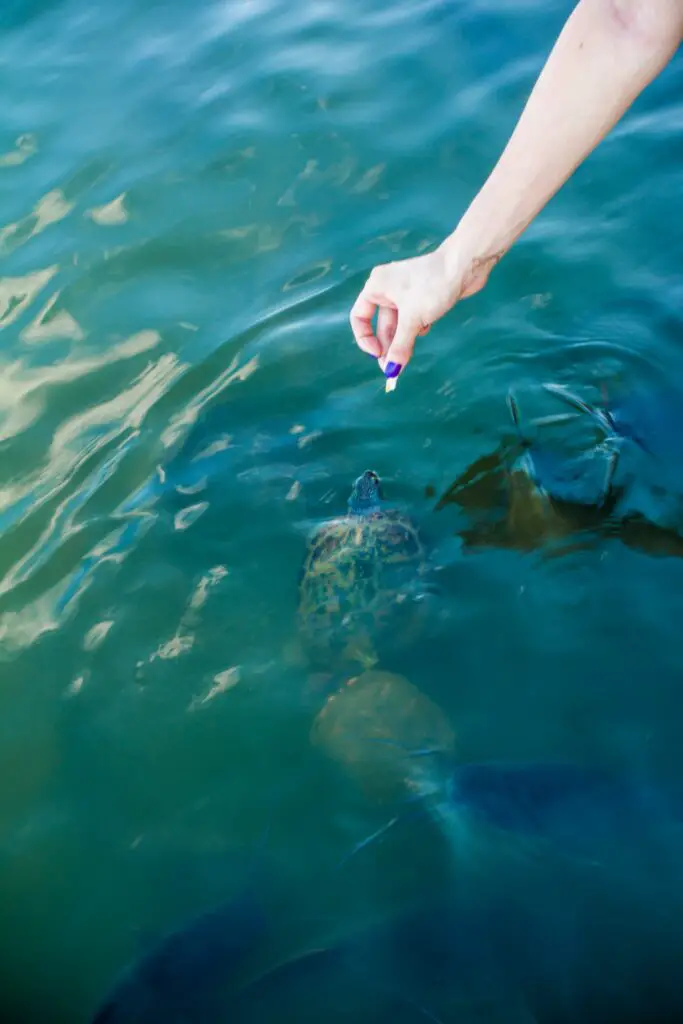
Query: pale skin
xmin=350 ymin=0 xmax=683 ymax=380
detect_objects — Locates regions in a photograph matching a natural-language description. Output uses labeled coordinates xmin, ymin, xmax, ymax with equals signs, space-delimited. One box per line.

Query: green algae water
xmin=3 ymin=0 xmax=683 ymax=1019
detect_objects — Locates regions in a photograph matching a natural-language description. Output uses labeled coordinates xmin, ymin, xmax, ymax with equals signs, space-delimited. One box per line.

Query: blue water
xmin=2 ymin=0 xmax=683 ymax=1019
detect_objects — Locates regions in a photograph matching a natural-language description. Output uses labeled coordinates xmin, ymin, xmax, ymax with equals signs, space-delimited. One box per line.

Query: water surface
xmin=2 ymin=0 xmax=683 ymax=1019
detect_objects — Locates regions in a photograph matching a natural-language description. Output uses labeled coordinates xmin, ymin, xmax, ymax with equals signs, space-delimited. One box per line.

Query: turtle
xmin=310 ymin=670 xmax=683 ymax=871
xmin=314 ymin=681 xmax=683 ymax=865
xmin=309 ymin=669 xmax=456 ymax=806
xmin=296 ymin=470 xmax=434 ymax=680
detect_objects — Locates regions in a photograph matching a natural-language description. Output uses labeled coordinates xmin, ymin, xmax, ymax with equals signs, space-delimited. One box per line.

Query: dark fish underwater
xmin=90 ymin=760 xmax=683 ymax=1023
xmin=542 ymin=380 xmax=683 ymax=533
xmin=439 ymin=758 xmax=683 ymax=853
xmin=542 ymin=380 xmax=683 ymax=465
xmin=434 ymin=375 xmax=683 ymax=557
xmin=90 ymin=885 xmax=269 ymax=1024
xmin=92 ymin=880 xmax=683 ymax=1024
xmin=433 ymin=388 xmax=622 ymax=557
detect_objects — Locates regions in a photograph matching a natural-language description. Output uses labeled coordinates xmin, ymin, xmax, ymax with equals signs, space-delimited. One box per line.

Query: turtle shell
xmin=297 ymin=508 xmax=428 ymax=672
xmin=310 ymin=669 xmax=456 ymax=804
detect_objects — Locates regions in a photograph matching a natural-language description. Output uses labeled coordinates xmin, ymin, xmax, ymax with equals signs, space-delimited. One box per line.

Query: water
xmin=2 ymin=0 xmax=683 ymax=1019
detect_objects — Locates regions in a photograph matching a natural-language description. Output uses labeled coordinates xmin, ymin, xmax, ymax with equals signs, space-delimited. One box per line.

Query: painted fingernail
xmin=384 ymin=361 xmax=402 ymax=379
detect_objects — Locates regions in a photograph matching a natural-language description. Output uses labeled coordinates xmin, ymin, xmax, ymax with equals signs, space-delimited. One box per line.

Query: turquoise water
xmin=3 ymin=0 xmax=683 ymax=1019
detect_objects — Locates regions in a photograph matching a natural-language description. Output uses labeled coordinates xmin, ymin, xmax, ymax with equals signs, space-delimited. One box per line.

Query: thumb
xmin=381 ymin=311 xmax=420 ymax=380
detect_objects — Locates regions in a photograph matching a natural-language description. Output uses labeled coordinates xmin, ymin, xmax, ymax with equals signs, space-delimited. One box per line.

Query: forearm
xmin=442 ymin=0 xmax=683 ymax=296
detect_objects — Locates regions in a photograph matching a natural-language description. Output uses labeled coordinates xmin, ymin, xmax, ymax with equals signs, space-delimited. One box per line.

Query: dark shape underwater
xmin=440 ymin=758 xmax=683 ymax=852
xmin=436 ymin=382 xmax=683 ymax=557
xmin=542 ymin=380 xmax=683 ymax=533
xmin=542 ymin=379 xmax=683 ymax=465
xmin=434 ymin=389 xmax=621 ymax=555
xmin=90 ymin=760 xmax=683 ymax=1023
xmin=90 ymin=884 xmax=269 ymax=1024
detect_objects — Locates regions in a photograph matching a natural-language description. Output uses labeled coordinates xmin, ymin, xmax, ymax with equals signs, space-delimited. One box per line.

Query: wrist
xmin=437 ymin=200 xmax=511 ymax=301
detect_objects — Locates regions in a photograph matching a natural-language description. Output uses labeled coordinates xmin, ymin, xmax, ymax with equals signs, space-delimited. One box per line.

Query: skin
xmin=349 ymin=0 xmax=683 ymax=378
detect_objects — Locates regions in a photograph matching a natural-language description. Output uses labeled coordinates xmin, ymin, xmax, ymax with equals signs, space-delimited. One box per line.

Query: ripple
xmin=24 ymin=350 xmax=185 ymax=513
xmin=82 ymin=618 xmax=114 ymax=651
xmin=282 ymin=259 xmax=333 ymax=291
xmin=200 ymin=0 xmax=278 ymax=40
xmin=188 ymin=665 xmax=240 ymax=711
xmin=0 ymin=0 xmax=682 ymax=1016
xmin=86 ymin=193 xmax=129 ymax=226
xmin=0 ymin=133 xmax=37 ymax=167
xmin=0 ymin=433 xmax=136 ymax=601
xmin=21 ymin=288 xmax=85 ymax=343
xmin=0 ymin=266 xmax=57 ymax=330
xmin=0 ymin=582 xmax=62 ymax=657
xmin=160 ymin=352 xmax=260 ymax=451
xmin=0 ymin=188 xmax=74 ymax=256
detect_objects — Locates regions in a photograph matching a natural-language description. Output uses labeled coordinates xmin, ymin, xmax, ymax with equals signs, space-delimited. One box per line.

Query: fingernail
xmin=384 ymin=361 xmax=402 ymax=379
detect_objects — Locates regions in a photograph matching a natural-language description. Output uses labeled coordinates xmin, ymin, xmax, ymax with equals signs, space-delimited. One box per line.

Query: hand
xmin=349 ymin=243 xmax=492 ymax=379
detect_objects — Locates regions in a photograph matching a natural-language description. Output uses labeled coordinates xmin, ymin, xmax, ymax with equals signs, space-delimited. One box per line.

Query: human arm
xmin=349 ymin=0 xmax=683 ymax=379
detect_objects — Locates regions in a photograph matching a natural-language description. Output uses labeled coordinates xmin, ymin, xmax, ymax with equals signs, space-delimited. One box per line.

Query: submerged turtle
xmin=310 ymin=669 xmax=683 ymax=872
xmin=296 ymin=471 xmax=433 ymax=678
xmin=310 ymin=669 xmax=456 ymax=805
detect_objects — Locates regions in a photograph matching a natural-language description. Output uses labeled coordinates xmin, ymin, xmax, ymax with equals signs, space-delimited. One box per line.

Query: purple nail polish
xmin=384 ymin=361 xmax=402 ymax=379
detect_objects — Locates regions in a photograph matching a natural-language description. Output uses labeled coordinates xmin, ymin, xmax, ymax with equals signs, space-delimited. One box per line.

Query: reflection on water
xmin=87 ymin=193 xmax=129 ymax=227
xmin=0 ymin=265 xmax=58 ymax=329
xmin=1 ymin=0 xmax=683 ymax=1020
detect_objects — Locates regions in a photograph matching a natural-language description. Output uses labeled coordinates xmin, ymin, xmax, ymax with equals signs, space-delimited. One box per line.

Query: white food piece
xmin=385 ymin=376 xmax=398 ymax=393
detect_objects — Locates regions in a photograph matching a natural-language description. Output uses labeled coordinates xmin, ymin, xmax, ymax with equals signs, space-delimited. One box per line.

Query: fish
xmin=89 ymin=811 xmax=280 ymax=1023
xmin=434 ymin=390 xmax=619 ymax=556
xmin=227 ymin=862 xmax=683 ymax=1024
xmin=543 ymin=380 xmax=683 ymax=533
xmin=442 ymin=759 xmax=683 ymax=853
xmin=89 ymin=882 xmax=269 ymax=1023
xmin=542 ymin=380 xmax=683 ymax=464
xmin=506 ymin=390 xmax=620 ymax=511
xmin=91 ymin=759 xmax=683 ymax=1023
xmin=344 ymin=754 xmax=683 ymax=870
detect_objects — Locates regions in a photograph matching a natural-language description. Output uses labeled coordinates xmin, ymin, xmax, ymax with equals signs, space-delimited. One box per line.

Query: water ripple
xmin=0 ymin=0 xmax=682 ymax=1017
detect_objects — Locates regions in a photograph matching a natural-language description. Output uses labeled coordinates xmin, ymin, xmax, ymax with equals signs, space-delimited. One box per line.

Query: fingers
xmin=349 ymin=292 xmax=382 ymax=357
xmin=349 ymin=263 xmax=428 ymax=376
xmin=349 ymin=264 xmax=398 ymax=359
xmin=376 ymin=305 xmax=398 ymax=356
xmin=381 ymin=311 xmax=419 ymax=377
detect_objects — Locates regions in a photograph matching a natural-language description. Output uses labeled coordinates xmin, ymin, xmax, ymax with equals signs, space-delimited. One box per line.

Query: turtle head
xmin=348 ymin=470 xmax=382 ymax=515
